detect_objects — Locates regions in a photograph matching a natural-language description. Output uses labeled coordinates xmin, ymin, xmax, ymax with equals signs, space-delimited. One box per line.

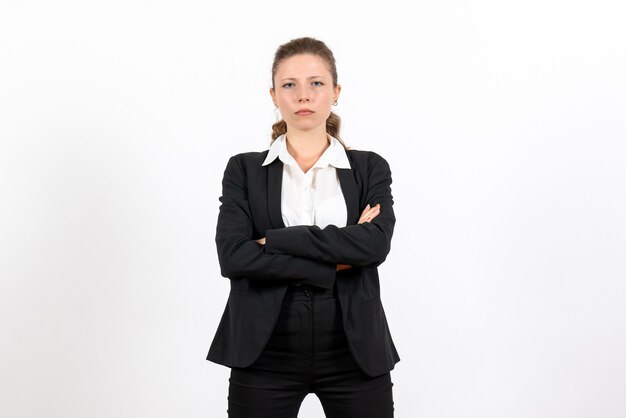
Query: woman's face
xmin=270 ymin=53 xmax=341 ymax=133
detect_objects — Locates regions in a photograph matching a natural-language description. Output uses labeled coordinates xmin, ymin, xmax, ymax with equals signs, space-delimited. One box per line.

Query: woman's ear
xmin=334 ymin=84 xmax=342 ymax=101
xmin=269 ymin=87 xmax=277 ymax=107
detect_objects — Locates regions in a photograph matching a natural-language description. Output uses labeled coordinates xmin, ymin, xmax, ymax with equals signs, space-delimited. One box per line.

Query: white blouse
xmin=261 ymin=133 xmax=351 ymax=230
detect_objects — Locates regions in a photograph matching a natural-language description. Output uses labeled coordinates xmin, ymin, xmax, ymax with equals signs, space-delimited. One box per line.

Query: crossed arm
xmin=215 ymin=153 xmax=395 ymax=289
xmin=256 ymin=203 xmax=382 ymax=271
xmin=258 ymin=154 xmax=396 ymax=270
xmin=216 ymin=155 xmax=337 ymax=289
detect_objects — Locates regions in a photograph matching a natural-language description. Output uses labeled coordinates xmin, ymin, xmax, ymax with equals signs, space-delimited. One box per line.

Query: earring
xmin=332 ymin=99 xmax=338 ymax=106
xmin=274 ymin=106 xmax=282 ymax=122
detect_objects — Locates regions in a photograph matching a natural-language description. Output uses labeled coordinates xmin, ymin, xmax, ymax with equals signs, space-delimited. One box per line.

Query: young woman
xmin=207 ymin=36 xmax=400 ymax=417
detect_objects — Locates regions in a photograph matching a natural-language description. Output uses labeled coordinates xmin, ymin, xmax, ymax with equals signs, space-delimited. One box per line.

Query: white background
xmin=1 ymin=1 xmax=625 ymax=417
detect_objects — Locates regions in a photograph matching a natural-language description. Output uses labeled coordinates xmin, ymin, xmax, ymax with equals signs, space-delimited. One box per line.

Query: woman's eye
xmin=282 ymin=81 xmax=324 ymax=88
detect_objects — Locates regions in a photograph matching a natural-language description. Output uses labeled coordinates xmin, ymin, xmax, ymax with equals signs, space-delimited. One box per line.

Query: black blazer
xmin=206 ymin=147 xmax=400 ymax=377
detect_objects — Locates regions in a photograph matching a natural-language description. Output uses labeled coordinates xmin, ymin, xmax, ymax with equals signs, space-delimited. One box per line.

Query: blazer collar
xmin=266 ymin=148 xmax=359 ymax=229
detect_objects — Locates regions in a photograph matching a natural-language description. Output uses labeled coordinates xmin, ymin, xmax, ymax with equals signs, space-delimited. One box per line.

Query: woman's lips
xmin=295 ymin=110 xmax=314 ymax=115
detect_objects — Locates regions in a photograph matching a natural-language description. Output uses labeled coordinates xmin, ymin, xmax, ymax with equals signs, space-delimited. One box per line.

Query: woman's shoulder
xmin=345 ymin=148 xmax=391 ymax=171
xmin=225 ymin=150 xmax=268 ymax=166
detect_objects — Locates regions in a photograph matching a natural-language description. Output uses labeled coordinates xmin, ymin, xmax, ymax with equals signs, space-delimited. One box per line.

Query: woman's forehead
xmin=276 ymin=54 xmax=330 ymax=76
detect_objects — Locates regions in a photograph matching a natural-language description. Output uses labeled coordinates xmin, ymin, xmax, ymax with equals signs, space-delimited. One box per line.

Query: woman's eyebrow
xmin=281 ymin=76 xmax=325 ymax=81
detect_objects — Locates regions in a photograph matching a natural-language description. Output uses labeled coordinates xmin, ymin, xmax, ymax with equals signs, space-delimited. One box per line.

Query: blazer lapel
xmin=267 ymin=160 xmax=286 ymax=229
xmin=267 ymin=158 xmax=360 ymax=229
xmin=337 ymin=167 xmax=359 ymax=226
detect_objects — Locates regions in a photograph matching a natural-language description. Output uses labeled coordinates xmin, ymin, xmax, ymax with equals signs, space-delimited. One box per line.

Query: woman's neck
xmin=284 ymin=129 xmax=330 ymax=163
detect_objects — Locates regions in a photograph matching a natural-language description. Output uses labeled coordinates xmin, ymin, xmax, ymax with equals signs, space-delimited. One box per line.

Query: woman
xmin=207 ymin=36 xmax=400 ymax=417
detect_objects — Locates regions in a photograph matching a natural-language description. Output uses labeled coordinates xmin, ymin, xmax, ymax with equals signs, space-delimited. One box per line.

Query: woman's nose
xmin=297 ymin=87 xmax=311 ymax=102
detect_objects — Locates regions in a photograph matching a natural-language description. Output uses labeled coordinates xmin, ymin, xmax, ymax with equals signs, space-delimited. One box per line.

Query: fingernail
xmin=366 ymin=204 xmax=370 ymax=209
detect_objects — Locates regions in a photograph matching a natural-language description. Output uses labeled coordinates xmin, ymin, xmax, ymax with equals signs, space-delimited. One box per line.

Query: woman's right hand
xmin=358 ymin=203 xmax=381 ymax=225
xmin=336 ymin=203 xmax=381 ymax=271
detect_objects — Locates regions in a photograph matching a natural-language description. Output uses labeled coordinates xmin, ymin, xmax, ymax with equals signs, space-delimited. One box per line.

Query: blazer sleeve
xmin=263 ymin=153 xmax=395 ymax=269
xmin=215 ymin=155 xmax=337 ymax=289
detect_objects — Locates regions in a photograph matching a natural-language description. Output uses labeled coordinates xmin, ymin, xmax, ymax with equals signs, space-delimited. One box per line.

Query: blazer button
xmin=304 ymin=289 xmax=312 ymax=297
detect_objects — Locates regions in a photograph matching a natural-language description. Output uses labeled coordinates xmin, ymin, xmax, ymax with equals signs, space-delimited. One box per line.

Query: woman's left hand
xmin=255 ymin=237 xmax=266 ymax=245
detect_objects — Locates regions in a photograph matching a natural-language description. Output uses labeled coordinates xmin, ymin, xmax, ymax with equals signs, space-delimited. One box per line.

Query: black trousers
xmin=227 ymin=283 xmax=394 ymax=418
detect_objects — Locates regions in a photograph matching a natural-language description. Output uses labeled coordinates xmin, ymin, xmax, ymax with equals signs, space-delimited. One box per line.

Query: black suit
xmin=206 ymin=148 xmax=400 ymax=377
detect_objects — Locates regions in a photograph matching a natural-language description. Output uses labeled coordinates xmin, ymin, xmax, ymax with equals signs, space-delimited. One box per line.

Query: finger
xmin=368 ymin=207 xmax=381 ymax=217
xmin=361 ymin=207 xmax=380 ymax=220
xmin=364 ymin=203 xmax=381 ymax=212
xmin=358 ymin=209 xmax=380 ymax=224
xmin=360 ymin=204 xmax=380 ymax=217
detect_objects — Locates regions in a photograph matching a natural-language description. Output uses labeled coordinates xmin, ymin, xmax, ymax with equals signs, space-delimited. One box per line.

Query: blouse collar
xmin=261 ymin=133 xmax=351 ymax=169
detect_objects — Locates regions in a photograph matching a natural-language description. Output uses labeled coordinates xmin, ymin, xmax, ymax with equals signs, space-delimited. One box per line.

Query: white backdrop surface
xmin=1 ymin=1 xmax=625 ymax=417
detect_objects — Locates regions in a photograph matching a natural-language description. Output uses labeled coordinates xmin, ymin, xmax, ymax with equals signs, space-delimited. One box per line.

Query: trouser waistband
xmin=284 ymin=283 xmax=338 ymax=301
